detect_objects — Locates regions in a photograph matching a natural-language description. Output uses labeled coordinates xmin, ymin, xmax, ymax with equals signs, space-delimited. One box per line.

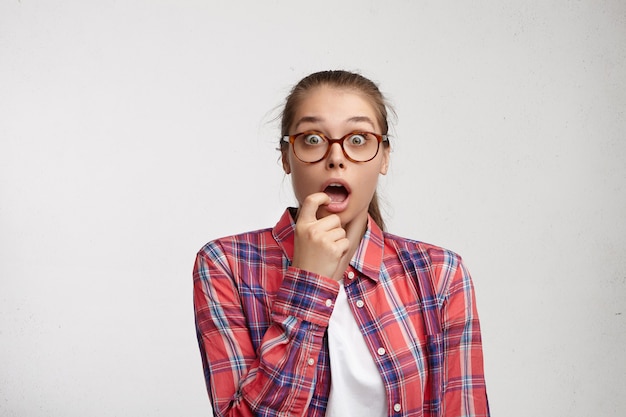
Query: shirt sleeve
xmin=193 ymin=240 xmax=339 ymax=417
xmin=439 ymin=256 xmax=490 ymax=416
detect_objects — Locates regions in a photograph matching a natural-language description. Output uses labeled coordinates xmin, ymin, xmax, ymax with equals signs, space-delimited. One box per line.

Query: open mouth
xmin=324 ymin=183 xmax=349 ymax=203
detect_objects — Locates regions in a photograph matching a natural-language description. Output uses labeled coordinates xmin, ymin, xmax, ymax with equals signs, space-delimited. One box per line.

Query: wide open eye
xmin=301 ymin=133 xmax=325 ymax=146
xmin=347 ymin=133 xmax=368 ymax=146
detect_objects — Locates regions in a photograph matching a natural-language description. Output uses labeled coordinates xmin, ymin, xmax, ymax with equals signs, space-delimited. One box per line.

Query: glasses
xmin=282 ymin=131 xmax=389 ymax=163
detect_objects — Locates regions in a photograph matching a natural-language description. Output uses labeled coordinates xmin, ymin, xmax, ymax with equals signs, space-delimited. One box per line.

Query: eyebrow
xmin=294 ymin=116 xmax=377 ymax=131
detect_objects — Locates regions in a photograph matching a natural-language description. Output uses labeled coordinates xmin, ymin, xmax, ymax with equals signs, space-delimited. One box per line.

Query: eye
xmin=347 ymin=133 xmax=367 ymax=146
xmin=302 ymin=133 xmax=324 ymax=145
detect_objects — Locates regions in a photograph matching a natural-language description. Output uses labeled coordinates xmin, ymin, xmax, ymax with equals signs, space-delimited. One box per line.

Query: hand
xmin=291 ymin=193 xmax=349 ymax=280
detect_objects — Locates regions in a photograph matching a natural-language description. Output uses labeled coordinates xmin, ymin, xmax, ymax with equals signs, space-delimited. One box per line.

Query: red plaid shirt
xmin=194 ymin=209 xmax=489 ymax=416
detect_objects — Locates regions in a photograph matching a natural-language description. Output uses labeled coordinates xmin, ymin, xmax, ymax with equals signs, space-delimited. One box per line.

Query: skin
xmin=282 ymin=85 xmax=390 ymax=281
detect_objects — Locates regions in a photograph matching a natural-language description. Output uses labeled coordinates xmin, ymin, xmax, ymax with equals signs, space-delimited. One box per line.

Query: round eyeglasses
xmin=282 ymin=131 xmax=389 ymax=163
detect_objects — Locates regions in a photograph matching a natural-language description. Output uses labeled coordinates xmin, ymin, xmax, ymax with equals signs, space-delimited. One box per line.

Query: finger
xmin=314 ymin=213 xmax=343 ymax=231
xmin=334 ymin=237 xmax=350 ymax=258
xmin=323 ymin=227 xmax=347 ymax=244
xmin=308 ymin=216 xmax=345 ymax=237
xmin=298 ymin=192 xmax=331 ymax=223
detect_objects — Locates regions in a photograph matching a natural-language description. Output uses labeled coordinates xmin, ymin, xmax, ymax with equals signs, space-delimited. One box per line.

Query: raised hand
xmin=291 ymin=192 xmax=350 ymax=280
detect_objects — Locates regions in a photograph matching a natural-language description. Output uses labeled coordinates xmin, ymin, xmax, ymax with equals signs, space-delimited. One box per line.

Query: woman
xmin=193 ymin=70 xmax=490 ymax=416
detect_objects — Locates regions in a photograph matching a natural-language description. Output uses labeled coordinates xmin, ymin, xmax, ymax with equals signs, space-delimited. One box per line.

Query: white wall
xmin=1 ymin=1 xmax=624 ymax=416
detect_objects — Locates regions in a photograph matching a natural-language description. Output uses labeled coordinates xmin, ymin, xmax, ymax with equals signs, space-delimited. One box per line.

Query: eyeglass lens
xmin=293 ymin=132 xmax=380 ymax=162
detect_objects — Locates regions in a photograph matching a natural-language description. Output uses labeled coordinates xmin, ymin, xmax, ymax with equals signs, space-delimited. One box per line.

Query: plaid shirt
xmin=194 ymin=209 xmax=489 ymax=417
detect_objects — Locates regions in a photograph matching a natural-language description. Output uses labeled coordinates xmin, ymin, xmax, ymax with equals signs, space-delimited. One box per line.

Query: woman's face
xmin=282 ymin=85 xmax=390 ymax=228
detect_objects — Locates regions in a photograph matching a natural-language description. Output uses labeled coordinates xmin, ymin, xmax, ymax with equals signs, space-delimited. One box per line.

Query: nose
xmin=326 ymin=142 xmax=346 ymax=169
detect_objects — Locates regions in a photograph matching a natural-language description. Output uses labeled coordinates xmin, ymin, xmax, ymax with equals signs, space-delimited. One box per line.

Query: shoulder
xmin=197 ymin=227 xmax=275 ymax=258
xmin=194 ymin=227 xmax=279 ymax=281
xmin=383 ymin=232 xmax=463 ymax=268
xmin=382 ymin=232 xmax=469 ymax=299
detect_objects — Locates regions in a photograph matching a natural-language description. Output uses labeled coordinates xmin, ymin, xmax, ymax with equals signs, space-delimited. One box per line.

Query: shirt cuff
xmin=272 ymin=266 xmax=340 ymax=327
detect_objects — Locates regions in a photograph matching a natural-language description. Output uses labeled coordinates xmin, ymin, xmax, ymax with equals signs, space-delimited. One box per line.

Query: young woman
xmin=193 ymin=70 xmax=490 ymax=417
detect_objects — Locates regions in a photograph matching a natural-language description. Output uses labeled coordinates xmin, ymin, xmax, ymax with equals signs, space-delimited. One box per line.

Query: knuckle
xmin=308 ymin=228 xmax=320 ymax=241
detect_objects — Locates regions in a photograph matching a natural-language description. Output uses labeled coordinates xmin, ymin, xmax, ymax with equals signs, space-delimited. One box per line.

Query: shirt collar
xmin=272 ymin=208 xmax=384 ymax=282
xmin=350 ymin=216 xmax=384 ymax=282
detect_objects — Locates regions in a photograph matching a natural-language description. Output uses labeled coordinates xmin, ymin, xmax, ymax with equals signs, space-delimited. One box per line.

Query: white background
xmin=1 ymin=1 xmax=625 ymax=416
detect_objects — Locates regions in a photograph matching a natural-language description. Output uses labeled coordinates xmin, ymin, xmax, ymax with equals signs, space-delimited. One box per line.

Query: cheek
xmin=363 ymin=165 xmax=385 ymax=187
xmin=289 ymin=165 xmax=318 ymax=201
xmin=366 ymin=166 xmax=387 ymax=196
xmin=350 ymin=170 xmax=382 ymax=205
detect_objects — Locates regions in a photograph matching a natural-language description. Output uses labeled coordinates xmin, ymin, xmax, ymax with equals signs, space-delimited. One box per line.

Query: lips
xmin=322 ymin=180 xmax=350 ymax=213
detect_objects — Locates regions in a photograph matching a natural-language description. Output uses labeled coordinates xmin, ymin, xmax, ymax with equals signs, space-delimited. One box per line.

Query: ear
xmin=379 ymin=146 xmax=390 ymax=175
xmin=281 ymin=151 xmax=291 ymax=174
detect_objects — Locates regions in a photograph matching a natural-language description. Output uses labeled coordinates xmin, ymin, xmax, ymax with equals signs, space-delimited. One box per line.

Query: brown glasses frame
xmin=281 ymin=131 xmax=389 ymax=163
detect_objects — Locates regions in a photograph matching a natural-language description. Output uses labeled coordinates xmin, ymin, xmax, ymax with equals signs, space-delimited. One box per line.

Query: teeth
xmin=328 ymin=183 xmax=342 ymax=187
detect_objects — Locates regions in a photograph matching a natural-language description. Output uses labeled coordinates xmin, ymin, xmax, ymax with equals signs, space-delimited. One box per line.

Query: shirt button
xmin=347 ymin=271 xmax=355 ymax=280
xmin=325 ymin=299 xmax=333 ymax=308
xmin=377 ymin=347 xmax=386 ymax=356
xmin=356 ymin=300 xmax=365 ymax=308
xmin=307 ymin=358 xmax=315 ymax=366
xmin=393 ymin=403 xmax=402 ymax=412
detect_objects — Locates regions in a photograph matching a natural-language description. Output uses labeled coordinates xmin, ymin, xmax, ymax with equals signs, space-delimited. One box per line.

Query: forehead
xmin=293 ymin=86 xmax=381 ymax=131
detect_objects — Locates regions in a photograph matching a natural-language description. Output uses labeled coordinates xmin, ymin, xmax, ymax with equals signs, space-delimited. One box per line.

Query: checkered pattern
xmin=194 ymin=209 xmax=489 ymax=416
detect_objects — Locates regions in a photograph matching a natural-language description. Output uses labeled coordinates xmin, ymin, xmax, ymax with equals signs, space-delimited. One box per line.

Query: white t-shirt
xmin=325 ymin=282 xmax=387 ymax=417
